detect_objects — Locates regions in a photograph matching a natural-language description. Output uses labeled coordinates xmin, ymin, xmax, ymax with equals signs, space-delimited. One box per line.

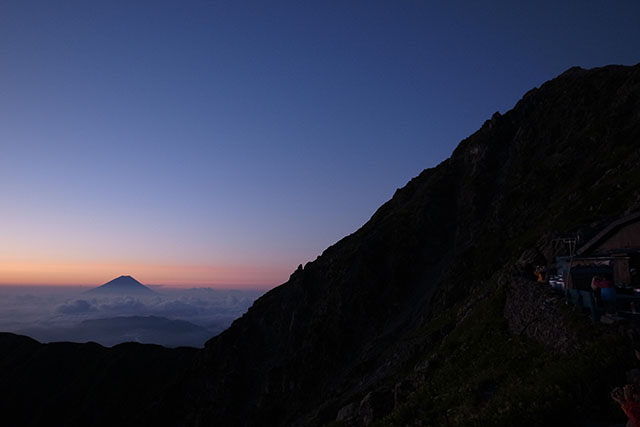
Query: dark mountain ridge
xmin=2 ymin=63 xmax=640 ymax=426
xmin=15 ymin=315 xmax=212 ymax=348
xmin=0 ymin=332 xmax=196 ymax=427
xmin=180 ymin=63 xmax=640 ymax=426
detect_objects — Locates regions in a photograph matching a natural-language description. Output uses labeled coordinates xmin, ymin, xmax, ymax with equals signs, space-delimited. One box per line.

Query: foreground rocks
xmin=504 ymin=278 xmax=581 ymax=354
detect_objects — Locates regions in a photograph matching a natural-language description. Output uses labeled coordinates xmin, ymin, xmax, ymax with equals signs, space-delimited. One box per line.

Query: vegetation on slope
xmin=377 ymin=285 xmax=634 ymax=426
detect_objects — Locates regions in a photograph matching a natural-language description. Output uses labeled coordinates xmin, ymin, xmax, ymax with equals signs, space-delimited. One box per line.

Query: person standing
xmin=592 ymin=274 xmax=616 ymax=314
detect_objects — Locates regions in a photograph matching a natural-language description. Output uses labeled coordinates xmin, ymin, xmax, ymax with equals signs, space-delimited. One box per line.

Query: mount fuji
xmin=87 ymin=275 xmax=156 ymax=296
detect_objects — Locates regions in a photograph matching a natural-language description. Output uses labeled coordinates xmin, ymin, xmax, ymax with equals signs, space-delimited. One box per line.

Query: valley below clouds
xmin=0 ymin=286 xmax=265 ymax=348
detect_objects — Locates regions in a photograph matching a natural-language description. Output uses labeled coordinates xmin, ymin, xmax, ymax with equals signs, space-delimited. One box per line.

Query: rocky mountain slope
xmin=178 ymin=63 xmax=640 ymax=426
xmin=2 ymin=63 xmax=640 ymax=426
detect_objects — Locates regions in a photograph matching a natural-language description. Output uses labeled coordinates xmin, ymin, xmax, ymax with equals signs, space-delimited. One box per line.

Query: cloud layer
xmin=0 ymin=286 xmax=266 ymax=347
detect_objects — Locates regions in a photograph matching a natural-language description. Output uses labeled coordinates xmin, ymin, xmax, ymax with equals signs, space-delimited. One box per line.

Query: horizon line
xmin=0 ymin=282 xmax=277 ymax=290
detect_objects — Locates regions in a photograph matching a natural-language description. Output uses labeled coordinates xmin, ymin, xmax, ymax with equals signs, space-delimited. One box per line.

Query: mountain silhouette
xmin=15 ymin=316 xmax=213 ymax=348
xmin=0 ymin=332 xmax=197 ymax=427
xmin=1 ymin=63 xmax=640 ymax=426
xmin=175 ymin=63 xmax=640 ymax=426
xmin=87 ymin=275 xmax=155 ymax=295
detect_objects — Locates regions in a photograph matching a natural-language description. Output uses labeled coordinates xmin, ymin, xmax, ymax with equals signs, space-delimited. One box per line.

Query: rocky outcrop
xmin=504 ymin=278 xmax=581 ymax=354
xmin=336 ymin=388 xmax=395 ymax=427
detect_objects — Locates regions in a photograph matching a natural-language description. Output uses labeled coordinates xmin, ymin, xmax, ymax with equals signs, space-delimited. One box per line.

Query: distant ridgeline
xmin=86 ymin=275 xmax=156 ymax=295
xmin=2 ymin=63 xmax=640 ymax=427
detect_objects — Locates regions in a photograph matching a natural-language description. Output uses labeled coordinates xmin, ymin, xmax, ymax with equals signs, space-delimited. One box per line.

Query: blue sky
xmin=1 ymin=0 xmax=639 ymax=286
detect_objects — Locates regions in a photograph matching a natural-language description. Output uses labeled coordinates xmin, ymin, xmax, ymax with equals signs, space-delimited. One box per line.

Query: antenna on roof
xmin=553 ymin=233 xmax=580 ymax=257
xmin=552 ymin=233 xmax=580 ymax=290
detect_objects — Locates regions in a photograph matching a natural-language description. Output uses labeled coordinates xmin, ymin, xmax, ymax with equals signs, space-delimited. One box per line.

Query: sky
xmin=1 ymin=0 xmax=640 ymax=287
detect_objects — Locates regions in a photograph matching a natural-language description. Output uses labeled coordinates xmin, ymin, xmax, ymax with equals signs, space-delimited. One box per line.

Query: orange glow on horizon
xmin=0 ymin=261 xmax=283 ymax=289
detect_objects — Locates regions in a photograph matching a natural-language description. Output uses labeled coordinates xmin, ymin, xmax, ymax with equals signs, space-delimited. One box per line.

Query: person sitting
xmin=534 ymin=265 xmax=546 ymax=283
xmin=612 ymin=385 xmax=640 ymax=426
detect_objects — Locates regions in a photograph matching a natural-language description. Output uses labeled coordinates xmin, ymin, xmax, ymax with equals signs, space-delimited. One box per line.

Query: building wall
xmin=592 ymin=221 xmax=640 ymax=254
xmin=614 ymin=257 xmax=631 ymax=285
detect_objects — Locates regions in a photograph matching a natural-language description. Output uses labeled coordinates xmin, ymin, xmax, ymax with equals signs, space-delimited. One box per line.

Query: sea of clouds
xmin=0 ymin=286 xmax=266 ymax=347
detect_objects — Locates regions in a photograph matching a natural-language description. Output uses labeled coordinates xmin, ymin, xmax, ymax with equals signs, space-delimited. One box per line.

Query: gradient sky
xmin=2 ymin=1 xmax=640 ymax=287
